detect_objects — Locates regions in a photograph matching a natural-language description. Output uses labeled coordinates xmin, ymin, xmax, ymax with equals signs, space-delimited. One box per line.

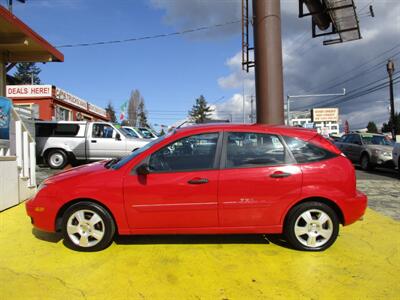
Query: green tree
xmin=366 ymin=121 xmax=378 ymax=133
xmin=159 ymin=128 xmax=165 ymax=136
xmin=137 ymin=100 xmax=149 ymax=127
xmin=188 ymin=95 xmax=213 ymax=123
xmin=13 ymin=62 xmax=41 ymax=84
xmin=105 ymin=102 xmax=117 ymax=123
xmin=381 ymin=112 xmax=400 ymax=135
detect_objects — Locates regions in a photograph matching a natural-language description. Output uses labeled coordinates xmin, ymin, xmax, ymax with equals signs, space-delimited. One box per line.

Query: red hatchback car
xmin=26 ymin=124 xmax=367 ymax=252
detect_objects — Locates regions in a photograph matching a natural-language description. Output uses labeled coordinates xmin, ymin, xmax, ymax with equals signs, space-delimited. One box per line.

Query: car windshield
xmin=138 ymin=127 xmax=156 ymax=138
xmin=111 ymin=133 xmax=170 ymax=169
xmin=361 ymin=135 xmax=393 ymax=146
xmin=120 ymin=127 xmax=136 ymax=138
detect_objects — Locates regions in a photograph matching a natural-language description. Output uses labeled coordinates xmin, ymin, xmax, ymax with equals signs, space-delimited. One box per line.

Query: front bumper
xmin=343 ymin=190 xmax=368 ymax=226
xmin=25 ymin=197 xmax=57 ymax=233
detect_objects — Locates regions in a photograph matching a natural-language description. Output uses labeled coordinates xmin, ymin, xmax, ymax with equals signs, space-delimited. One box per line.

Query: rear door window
xmin=283 ymin=136 xmax=337 ymax=163
xmin=224 ymin=132 xmax=287 ymax=168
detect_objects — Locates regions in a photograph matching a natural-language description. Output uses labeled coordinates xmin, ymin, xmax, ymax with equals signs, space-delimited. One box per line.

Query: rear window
xmin=283 ymin=136 xmax=337 ymax=163
xmin=36 ymin=123 xmax=81 ymax=137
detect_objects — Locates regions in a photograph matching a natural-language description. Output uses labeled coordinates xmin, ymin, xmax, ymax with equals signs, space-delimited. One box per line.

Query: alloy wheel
xmin=66 ymin=209 xmax=105 ymax=248
xmin=293 ymin=209 xmax=334 ymax=248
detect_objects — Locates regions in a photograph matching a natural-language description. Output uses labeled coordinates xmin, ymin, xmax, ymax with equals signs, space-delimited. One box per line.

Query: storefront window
xmin=56 ymin=106 xmax=71 ymax=121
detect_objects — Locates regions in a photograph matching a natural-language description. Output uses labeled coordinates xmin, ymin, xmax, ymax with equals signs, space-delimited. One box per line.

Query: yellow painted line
xmin=0 ymin=205 xmax=399 ymax=299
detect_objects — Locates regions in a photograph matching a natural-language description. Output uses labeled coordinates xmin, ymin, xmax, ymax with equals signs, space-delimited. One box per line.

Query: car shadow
xmin=355 ymin=165 xmax=399 ymax=179
xmin=32 ymin=228 xmax=62 ymax=243
xmin=114 ymin=233 xmax=295 ymax=249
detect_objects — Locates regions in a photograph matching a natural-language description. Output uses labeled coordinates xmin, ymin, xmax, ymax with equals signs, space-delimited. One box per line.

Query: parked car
xmin=335 ymin=132 xmax=394 ymax=171
xmin=393 ymin=142 xmax=400 ymax=175
xmin=26 ymin=124 xmax=367 ymax=252
xmin=122 ymin=126 xmax=158 ymax=139
xmin=35 ymin=121 xmax=149 ymax=169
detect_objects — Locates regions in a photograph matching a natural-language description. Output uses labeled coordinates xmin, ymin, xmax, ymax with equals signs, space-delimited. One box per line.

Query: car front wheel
xmin=360 ymin=154 xmax=374 ymax=171
xmin=62 ymin=202 xmax=115 ymax=251
xmin=284 ymin=202 xmax=339 ymax=251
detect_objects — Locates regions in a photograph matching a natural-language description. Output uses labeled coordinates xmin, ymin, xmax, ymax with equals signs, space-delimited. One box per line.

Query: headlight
xmin=373 ymin=150 xmax=392 ymax=157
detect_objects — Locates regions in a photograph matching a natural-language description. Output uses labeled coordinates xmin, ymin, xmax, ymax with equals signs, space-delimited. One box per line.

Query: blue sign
xmin=0 ymin=97 xmax=12 ymax=140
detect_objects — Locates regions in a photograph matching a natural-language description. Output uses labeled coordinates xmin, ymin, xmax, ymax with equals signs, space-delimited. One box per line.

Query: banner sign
xmin=88 ymin=103 xmax=107 ymax=118
xmin=312 ymin=108 xmax=339 ymax=122
xmin=6 ymin=85 xmax=52 ymax=98
xmin=0 ymin=97 xmax=12 ymax=140
xmin=55 ymin=87 xmax=88 ymax=110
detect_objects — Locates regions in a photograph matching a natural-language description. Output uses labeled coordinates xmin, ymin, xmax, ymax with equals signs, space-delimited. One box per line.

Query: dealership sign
xmin=56 ymin=87 xmax=88 ymax=110
xmin=6 ymin=85 xmax=52 ymax=98
xmin=312 ymin=108 xmax=339 ymax=122
xmin=88 ymin=103 xmax=107 ymax=118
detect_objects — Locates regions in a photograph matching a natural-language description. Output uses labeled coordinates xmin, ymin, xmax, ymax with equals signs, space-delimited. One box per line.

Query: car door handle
xmin=270 ymin=171 xmax=291 ymax=178
xmin=91 ymin=140 xmax=97 ymax=143
xmin=188 ymin=178 xmax=209 ymax=184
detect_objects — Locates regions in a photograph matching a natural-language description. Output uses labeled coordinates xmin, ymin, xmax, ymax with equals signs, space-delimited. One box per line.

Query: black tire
xmin=360 ymin=153 xmax=374 ymax=171
xmin=398 ymin=158 xmax=400 ymax=178
xmin=47 ymin=149 xmax=68 ymax=169
xmin=61 ymin=201 xmax=115 ymax=252
xmin=284 ymin=201 xmax=339 ymax=251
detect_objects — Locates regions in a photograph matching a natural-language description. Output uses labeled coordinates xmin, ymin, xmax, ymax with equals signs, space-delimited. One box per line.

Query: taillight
xmin=309 ymin=134 xmax=342 ymax=155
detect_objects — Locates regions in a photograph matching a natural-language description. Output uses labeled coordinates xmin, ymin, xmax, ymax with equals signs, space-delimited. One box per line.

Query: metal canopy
xmin=0 ymin=6 xmax=63 ymax=62
xmin=299 ymin=0 xmax=362 ymax=46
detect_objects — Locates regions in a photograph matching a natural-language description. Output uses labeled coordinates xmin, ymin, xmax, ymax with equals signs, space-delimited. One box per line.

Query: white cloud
xmin=210 ymin=93 xmax=254 ymax=123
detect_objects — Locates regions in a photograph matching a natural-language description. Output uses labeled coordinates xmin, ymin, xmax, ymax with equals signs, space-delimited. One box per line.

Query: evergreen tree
xmin=105 ymin=102 xmax=117 ymax=123
xmin=188 ymin=95 xmax=213 ymax=123
xmin=159 ymin=128 xmax=165 ymax=136
xmin=137 ymin=99 xmax=149 ymax=127
xmin=13 ymin=63 xmax=41 ymax=84
xmin=381 ymin=112 xmax=400 ymax=135
xmin=366 ymin=121 xmax=378 ymax=133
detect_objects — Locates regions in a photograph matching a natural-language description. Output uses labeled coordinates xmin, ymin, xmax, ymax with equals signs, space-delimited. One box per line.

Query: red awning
xmin=0 ymin=5 xmax=63 ymax=63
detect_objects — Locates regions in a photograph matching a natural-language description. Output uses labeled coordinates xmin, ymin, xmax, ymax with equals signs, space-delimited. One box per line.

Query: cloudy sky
xmin=8 ymin=0 xmax=400 ymax=130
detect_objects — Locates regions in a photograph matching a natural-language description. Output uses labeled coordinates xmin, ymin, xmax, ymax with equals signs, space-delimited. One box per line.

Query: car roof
xmin=173 ymin=123 xmax=318 ymax=140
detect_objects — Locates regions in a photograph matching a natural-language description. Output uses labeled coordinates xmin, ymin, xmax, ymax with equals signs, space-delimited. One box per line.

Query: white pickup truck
xmin=35 ymin=121 xmax=150 ymax=169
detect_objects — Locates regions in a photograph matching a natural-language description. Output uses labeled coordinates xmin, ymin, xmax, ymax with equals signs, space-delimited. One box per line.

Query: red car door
xmin=124 ymin=132 xmax=221 ymax=229
xmin=218 ymin=132 xmax=302 ymax=227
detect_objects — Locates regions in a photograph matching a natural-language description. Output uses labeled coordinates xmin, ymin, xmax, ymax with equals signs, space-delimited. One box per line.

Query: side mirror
xmin=115 ymin=133 xmax=121 ymax=140
xmin=136 ymin=163 xmax=150 ymax=175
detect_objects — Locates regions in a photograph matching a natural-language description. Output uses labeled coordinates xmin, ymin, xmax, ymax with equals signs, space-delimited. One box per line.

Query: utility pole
xmin=253 ymin=0 xmax=284 ymax=125
xmin=250 ymin=95 xmax=255 ymax=123
xmin=387 ymin=59 xmax=396 ymax=140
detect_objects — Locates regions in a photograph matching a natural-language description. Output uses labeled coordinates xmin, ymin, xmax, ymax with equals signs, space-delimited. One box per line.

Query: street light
xmin=286 ymin=88 xmax=346 ymax=125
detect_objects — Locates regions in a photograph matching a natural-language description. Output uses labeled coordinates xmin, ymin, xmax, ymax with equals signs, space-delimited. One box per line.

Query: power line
xmin=306 ymin=42 xmax=400 ymax=93
xmin=296 ymin=71 xmax=399 ymax=110
xmin=304 ymin=73 xmax=400 ymax=109
xmin=56 ymin=20 xmax=241 ymax=48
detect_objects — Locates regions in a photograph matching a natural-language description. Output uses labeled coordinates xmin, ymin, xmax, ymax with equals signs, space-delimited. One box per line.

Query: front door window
xmin=149 ymin=133 xmax=219 ymax=172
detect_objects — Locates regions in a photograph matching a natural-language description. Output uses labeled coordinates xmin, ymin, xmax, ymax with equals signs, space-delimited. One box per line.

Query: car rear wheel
xmin=47 ymin=149 xmax=68 ymax=169
xmin=62 ymin=202 xmax=115 ymax=251
xmin=284 ymin=202 xmax=339 ymax=251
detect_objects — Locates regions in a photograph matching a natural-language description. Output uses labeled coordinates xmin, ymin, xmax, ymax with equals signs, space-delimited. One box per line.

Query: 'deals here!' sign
xmin=6 ymin=85 xmax=53 ymax=98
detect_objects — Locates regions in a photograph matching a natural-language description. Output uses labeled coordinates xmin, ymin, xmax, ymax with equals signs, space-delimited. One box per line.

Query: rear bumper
xmin=343 ymin=190 xmax=368 ymax=226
